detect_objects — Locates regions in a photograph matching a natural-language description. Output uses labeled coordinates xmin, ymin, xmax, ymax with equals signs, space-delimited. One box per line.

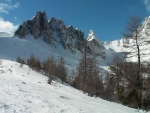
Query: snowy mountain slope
xmin=0 ymin=33 xmax=87 ymax=73
xmin=126 ymin=16 xmax=150 ymax=62
xmin=104 ymin=16 xmax=150 ymax=62
xmin=0 ymin=59 xmax=148 ymax=113
xmin=104 ymin=40 xmax=123 ymax=52
xmin=0 ymin=34 xmax=82 ymax=74
xmin=0 ymin=30 xmax=118 ymax=71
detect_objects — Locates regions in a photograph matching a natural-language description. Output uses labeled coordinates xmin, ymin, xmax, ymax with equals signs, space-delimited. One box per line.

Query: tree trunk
xmin=135 ymin=32 xmax=142 ymax=109
xmin=82 ymin=39 xmax=87 ymax=92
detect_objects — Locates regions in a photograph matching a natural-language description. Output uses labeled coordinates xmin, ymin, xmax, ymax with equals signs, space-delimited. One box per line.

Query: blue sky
xmin=0 ymin=0 xmax=150 ymax=41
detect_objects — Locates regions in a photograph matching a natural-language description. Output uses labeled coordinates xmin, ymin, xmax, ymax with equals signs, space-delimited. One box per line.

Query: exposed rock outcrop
xmin=87 ymin=30 xmax=106 ymax=59
xmin=15 ymin=11 xmax=54 ymax=45
xmin=15 ymin=11 xmax=106 ymax=59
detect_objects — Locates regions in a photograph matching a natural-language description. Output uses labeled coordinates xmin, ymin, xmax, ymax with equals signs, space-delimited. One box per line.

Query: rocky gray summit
xmin=15 ymin=11 xmax=106 ymax=59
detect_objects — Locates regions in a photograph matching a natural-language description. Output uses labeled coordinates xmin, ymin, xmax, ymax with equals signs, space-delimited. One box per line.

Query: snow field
xmin=0 ymin=60 xmax=149 ymax=113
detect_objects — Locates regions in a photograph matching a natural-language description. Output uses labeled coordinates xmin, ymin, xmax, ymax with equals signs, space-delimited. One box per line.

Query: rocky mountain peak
xmin=87 ymin=30 xmax=98 ymax=41
xmin=87 ymin=30 xmax=106 ymax=59
xmin=15 ymin=11 xmax=54 ymax=44
xmin=32 ymin=11 xmax=49 ymax=29
xmin=67 ymin=25 xmax=74 ymax=30
xmin=14 ymin=11 xmax=106 ymax=59
xmin=33 ymin=11 xmax=47 ymax=21
xmin=48 ymin=17 xmax=66 ymax=31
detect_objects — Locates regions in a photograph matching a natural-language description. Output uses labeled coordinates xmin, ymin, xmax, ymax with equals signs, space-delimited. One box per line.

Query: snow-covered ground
xmin=0 ymin=59 xmax=148 ymax=113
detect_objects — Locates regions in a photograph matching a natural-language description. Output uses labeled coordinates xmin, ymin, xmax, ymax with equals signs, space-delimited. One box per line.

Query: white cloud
xmin=144 ymin=0 xmax=150 ymax=12
xmin=0 ymin=17 xmax=18 ymax=34
xmin=0 ymin=2 xmax=20 ymax=14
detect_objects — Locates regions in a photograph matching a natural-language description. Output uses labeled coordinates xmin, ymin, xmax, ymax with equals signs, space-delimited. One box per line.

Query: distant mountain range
xmin=15 ymin=11 xmax=106 ymax=59
xmin=104 ymin=16 xmax=150 ymax=62
xmin=1 ymin=11 xmax=150 ymax=73
xmin=0 ymin=12 xmax=149 ymax=113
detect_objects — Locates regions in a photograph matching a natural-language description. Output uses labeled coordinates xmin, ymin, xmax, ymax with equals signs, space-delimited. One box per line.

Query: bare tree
xmin=47 ymin=56 xmax=56 ymax=84
xmin=41 ymin=56 xmax=55 ymax=84
xmin=27 ymin=54 xmax=41 ymax=71
xmin=122 ymin=16 xmax=143 ymax=109
xmin=16 ymin=56 xmax=26 ymax=67
xmin=69 ymin=69 xmax=78 ymax=87
xmin=82 ymin=39 xmax=87 ymax=92
xmin=76 ymin=53 xmax=102 ymax=96
xmin=57 ymin=56 xmax=67 ymax=84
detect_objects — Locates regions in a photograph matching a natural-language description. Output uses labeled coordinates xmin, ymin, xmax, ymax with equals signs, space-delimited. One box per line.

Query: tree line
xmin=108 ymin=62 xmax=150 ymax=111
xmin=17 ymin=54 xmax=67 ymax=84
xmin=70 ymin=16 xmax=150 ymax=111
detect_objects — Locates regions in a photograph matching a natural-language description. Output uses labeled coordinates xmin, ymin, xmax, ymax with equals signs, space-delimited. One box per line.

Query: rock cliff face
xmin=15 ymin=11 xmax=106 ymax=59
xmin=48 ymin=17 xmax=85 ymax=54
xmin=15 ymin=11 xmax=55 ymax=45
xmin=87 ymin=30 xmax=106 ymax=59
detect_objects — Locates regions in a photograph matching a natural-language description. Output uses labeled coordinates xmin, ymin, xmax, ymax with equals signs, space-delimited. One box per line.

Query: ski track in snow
xmin=0 ymin=59 xmax=149 ymax=113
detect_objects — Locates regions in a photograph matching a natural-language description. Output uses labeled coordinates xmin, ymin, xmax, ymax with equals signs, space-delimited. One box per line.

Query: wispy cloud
xmin=0 ymin=2 xmax=20 ymax=14
xmin=143 ymin=0 xmax=150 ymax=12
xmin=0 ymin=17 xmax=18 ymax=34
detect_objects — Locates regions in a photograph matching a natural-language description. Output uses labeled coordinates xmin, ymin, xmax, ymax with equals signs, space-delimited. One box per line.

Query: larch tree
xmin=122 ymin=16 xmax=150 ymax=109
xmin=76 ymin=50 xmax=102 ymax=96
xmin=46 ymin=55 xmax=56 ymax=84
xmin=82 ymin=39 xmax=88 ymax=92
xmin=57 ymin=56 xmax=67 ymax=84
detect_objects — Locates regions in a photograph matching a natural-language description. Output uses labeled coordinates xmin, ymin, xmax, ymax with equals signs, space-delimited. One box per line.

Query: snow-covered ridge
xmin=103 ymin=38 xmax=132 ymax=52
xmin=0 ymin=59 xmax=148 ymax=113
xmin=103 ymin=16 xmax=150 ymax=62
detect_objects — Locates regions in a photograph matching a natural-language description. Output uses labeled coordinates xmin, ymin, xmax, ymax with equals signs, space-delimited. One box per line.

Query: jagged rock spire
xmin=14 ymin=11 xmax=106 ymax=59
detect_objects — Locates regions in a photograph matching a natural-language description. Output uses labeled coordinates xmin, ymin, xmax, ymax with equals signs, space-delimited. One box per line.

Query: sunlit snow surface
xmin=0 ymin=60 xmax=148 ymax=113
xmin=0 ymin=33 xmax=82 ymax=74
